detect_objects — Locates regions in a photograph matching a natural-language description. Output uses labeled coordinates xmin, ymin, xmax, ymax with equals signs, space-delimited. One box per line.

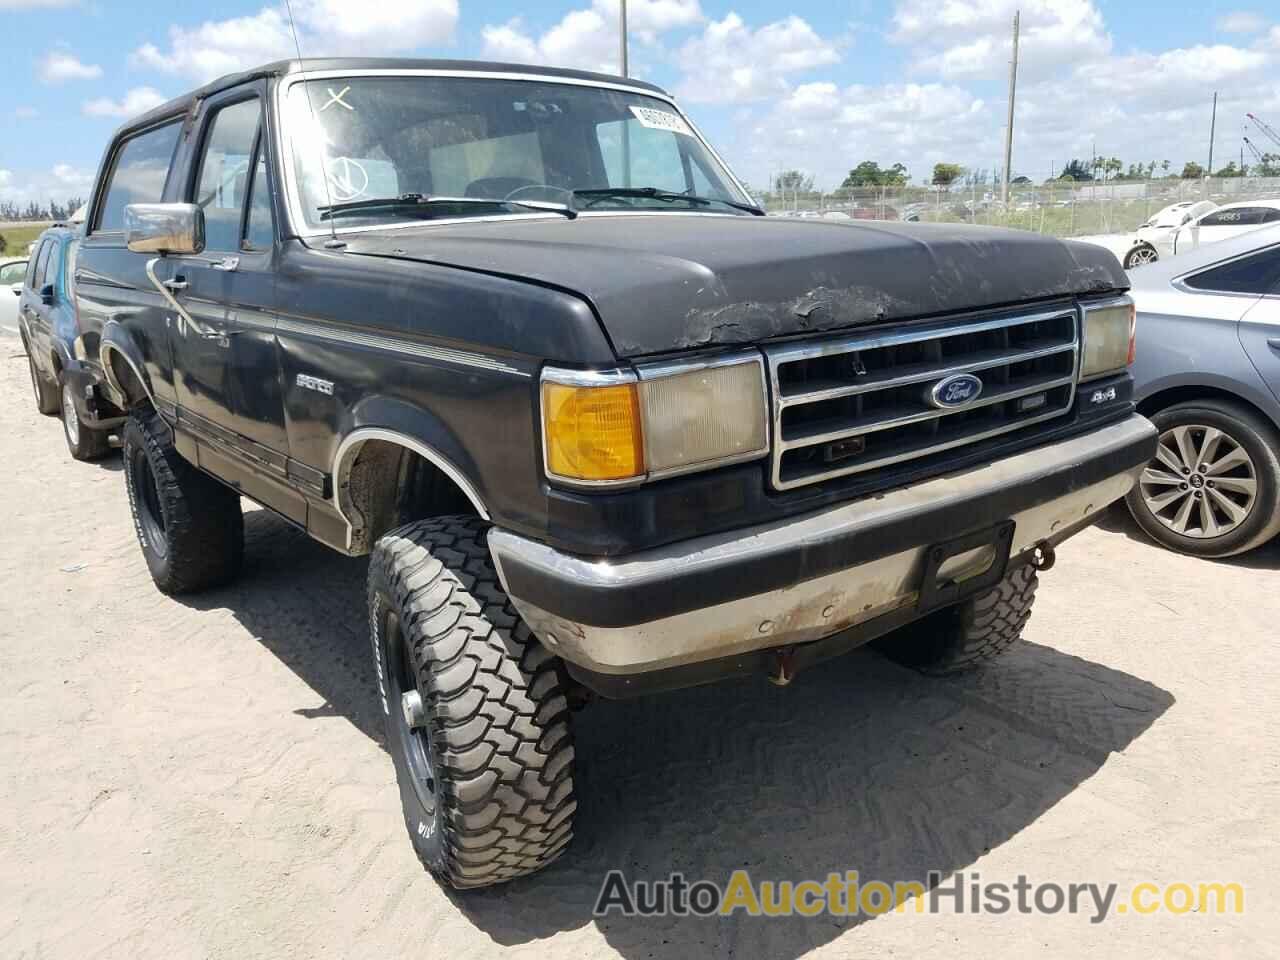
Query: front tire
xmin=59 ymin=376 xmax=111 ymax=461
xmin=876 ymin=563 xmax=1038 ymax=674
xmin=122 ymin=406 xmax=244 ymax=594
xmin=1125 ymin=400 xmax=1280 ymax=557
xmin=1124 ymin=243 xmax=1159 ymax=269
xmin=28 ymin=352 xmax=59 ymax=415
xmin=368 ymin=517 xmax=577 ymax=889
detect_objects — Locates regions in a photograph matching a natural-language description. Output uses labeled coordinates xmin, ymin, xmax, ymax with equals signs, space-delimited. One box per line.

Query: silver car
xmin=1127 ymin=223 xmax=1280 ymax=556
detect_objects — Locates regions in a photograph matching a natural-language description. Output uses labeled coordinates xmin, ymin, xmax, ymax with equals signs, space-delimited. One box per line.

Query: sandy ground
xmin=1 ymin=344 xmax=1278 ymax=960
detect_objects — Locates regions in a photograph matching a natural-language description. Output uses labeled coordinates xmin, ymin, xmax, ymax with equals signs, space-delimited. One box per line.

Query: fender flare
xmin=331 ymin=397 xmax=491 ymax=552
xmin=99 ymin=320 xmax=159 ymax=411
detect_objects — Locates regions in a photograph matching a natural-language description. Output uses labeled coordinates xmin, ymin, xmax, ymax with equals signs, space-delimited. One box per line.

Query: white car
xmin=1171 ymin=199 xmax=1280 ymax=256
xmin=0 ymin=256 xmax=28 ymax=332
xmin=1078 ymin=200 xmax=1218 ymax=270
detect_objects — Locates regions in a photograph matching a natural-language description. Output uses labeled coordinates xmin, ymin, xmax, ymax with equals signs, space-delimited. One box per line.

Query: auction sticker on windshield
xmin=630 ymin=105 xmax=693 ymax=136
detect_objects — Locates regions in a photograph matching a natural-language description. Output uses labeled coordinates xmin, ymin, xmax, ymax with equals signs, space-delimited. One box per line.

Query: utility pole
xmin=1001 ymin=10 xmax=1020 ymax=206
xmin=618 ymin=0 xmax=629 ymax=77
xmin=1207 ymin=91 xmax=1217 ymax=176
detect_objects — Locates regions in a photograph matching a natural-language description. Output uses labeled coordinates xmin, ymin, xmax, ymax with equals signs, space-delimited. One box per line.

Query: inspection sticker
xmin=629 ymin=105 xmax=693 ymax=136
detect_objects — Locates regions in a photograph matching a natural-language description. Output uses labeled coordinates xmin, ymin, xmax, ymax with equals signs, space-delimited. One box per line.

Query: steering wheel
xmin=503 ymin=184 xmax=575 ymax=205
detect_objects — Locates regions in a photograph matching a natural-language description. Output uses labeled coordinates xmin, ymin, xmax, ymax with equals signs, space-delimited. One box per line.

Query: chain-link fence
xmin=758 ymin=177 xmax=1280 ymax=239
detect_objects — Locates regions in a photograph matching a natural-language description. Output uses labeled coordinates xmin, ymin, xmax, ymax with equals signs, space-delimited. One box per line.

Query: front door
xmin=164 ymin=86 xmax=302 ymax=521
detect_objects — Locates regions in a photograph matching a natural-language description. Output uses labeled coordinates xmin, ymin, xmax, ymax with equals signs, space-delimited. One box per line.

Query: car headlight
xmin=1080 ymin=296 xmax=1136 ymax=381
xmin=541 ymin=355 xmax=769 ymax=487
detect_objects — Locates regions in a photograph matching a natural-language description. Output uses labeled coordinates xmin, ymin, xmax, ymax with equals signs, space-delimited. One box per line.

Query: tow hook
xmin=768 ymin=646 xmax=797 ymax=687
xmin=1031 ymin=540 xmax=1056 ymax=572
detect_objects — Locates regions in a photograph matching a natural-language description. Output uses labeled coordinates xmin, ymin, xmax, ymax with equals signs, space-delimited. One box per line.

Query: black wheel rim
xmin=384 ymin=610 xmax=437 ymax=816
xmin=131 ymin=446 xmax=169 ymax=558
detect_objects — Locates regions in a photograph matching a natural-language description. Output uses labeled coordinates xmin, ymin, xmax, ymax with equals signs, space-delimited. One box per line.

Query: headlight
xmin=541 ymin=355 xmax=768 ymax=488
xmin=1080 ymin=296 xmax=1136 ymax=381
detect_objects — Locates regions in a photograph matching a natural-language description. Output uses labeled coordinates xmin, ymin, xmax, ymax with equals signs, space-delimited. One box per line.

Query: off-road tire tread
xmin=123 ymin=406 xmax=243 ymax=594
xmin=880 ymin=564 xmax=1038 ymax=675
xmin=370 ymin=517 xmax=577 ymax=889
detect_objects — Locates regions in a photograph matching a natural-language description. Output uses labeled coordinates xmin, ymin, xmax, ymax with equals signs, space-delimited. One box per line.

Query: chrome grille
xmin=766 ymin=307 xmax=1080 ymax=490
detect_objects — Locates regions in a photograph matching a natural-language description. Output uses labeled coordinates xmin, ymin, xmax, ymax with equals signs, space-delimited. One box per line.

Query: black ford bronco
xmin=74 ymin=58 xmax=1156 ymax=889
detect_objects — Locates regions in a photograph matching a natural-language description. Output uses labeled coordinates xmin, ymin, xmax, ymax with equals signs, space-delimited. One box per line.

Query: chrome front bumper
xmin=489 ymin=415 xmax=1156 ymax=682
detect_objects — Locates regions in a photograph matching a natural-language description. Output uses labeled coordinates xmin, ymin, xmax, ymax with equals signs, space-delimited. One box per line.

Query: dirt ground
xmin=1 ymin=345 xmax=1278 ymax=960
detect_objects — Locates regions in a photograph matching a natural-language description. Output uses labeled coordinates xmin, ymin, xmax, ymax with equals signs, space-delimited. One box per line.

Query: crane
xmin=1245 ymin=113 xmax=1280 ymax=150
xmin=1243 ymin=136 xmax=1266 ymax=165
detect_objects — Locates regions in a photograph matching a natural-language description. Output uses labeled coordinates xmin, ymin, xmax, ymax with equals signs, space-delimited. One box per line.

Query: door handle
xmin=1267 ymin=338 xmax=1280 ymax=352
xmin=163 ymin=277 xmax=189 ymax=292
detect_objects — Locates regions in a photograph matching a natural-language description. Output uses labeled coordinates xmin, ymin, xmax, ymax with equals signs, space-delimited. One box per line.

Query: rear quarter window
xmin=94 ymin=120 xmax=183 ymax=233
xmin=1183 ymin=247 xmax=1280 ymax=296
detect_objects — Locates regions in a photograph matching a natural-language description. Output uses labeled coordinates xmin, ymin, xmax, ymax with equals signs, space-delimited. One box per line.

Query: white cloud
xmin=132 ymin=0 xmax=458 ymax=83
xmin=82 ymin=86 xmax=168 ymax=119
xmin=481 ymin=0 xmax=701 ymax=74
xmin=895 ymin=0 xmax=1111 ymax=82
xmin=0 ymin=0 xmax=75 ymax=8
xmin=38 ymin=51 xmax=102 ymax=84
xmin=1216 ymin=11 xmax=1266 ymax=34
xmin=13 ymin=106 xmax=39 ymax=119
xmin=0 ymin=164 xmax=95 ymax=209
xmin=675 ymin=13 xmax=840 ymax=104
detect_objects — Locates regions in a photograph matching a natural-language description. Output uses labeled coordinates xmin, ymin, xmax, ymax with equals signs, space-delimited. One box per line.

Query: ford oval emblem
xmin=929 ymin=373 xmax=984 ymax=409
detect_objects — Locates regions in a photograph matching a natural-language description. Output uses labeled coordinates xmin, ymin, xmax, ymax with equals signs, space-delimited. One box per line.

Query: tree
xmin=1181 ymin=161 xmax=1205 ymax=179
xmin=1058 ymin=159 xmax=1093 ymax=181
xmin=1255 ymin=153 xmax=1280 ymax=177
xmin=841 ymin=161 xmax=908 ymax=187
xmin=0 ymin=234 xmax=6 ymax=255
xmin=931 ymin=162 xmax=965 ymax=187
xmin=1213 ymin=161 xmax=1244 ymax=178
xmin=1161 ymin=160 xmax=1171 ymax=176
xmin=773 ymin=169 xmax=814 ymax=194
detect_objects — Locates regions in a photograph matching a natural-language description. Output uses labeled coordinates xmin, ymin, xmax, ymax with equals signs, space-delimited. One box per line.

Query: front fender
xmin=99 ymin=320 xmax=158 ymax=411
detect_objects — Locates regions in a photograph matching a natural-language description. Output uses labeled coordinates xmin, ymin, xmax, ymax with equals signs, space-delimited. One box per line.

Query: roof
xmin=122 ymin=57 xmax=671 ymax=134
xmin=1215 ymin=197 xmax=1280 ymax=210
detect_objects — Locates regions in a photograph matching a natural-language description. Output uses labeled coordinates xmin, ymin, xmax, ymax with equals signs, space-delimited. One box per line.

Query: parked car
xmin=1125 ymin=223 xmax=1280 ymax=556
xmin=77 ymin=57 xmax=1155 ymax=889
xmin=1078 ymin=200 xmax=1218 ymax=270
xmin=1 ymin=256 xmax=27 ymax=330
xmin=19 ymin=224 xmax=125 ymax=460
xmin=1171 ymin=199 xmax=1280 ymax=256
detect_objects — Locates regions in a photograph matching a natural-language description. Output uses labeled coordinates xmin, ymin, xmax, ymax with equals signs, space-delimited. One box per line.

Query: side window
xmin=96 ymin=121 xmax=182 ymax=233
xmin=193 ymin=98 xmax=261 ymax=252
xmin=243 ymin=146 xmax=275 ymax=251
xmin=596 ymin=120 xmax=687 ymax=192
xmin=1199 ymin=207 xmax=1270 ymax=228
xmin=40 ymin=240 xmax=61 ymax=291
xmin=30 ymin=240 xmax=52 ymax=289
xmin=1184 ymin=247 xmax=1280 ymax=296
xmin=1 ymin=261 xmax=28 ymax=285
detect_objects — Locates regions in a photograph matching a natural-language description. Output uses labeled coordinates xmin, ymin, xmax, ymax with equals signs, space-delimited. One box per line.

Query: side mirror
xmin=9 ymin=284 xmax=20 ymax=297
xmin=40 ymin=283 xmax=55 ymax=306
xmin=124 ymin=202 xmax=205 ymax=256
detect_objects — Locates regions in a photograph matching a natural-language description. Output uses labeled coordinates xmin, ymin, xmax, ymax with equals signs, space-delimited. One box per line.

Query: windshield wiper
xmin=572 ymin=187 xmax=764 ymax=216
xmin=318 ymin=193 xmax=576 ymax=221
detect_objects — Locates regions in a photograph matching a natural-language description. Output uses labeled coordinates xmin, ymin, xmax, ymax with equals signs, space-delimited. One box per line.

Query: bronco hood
xmin=339 ymin=215 xmax=1127 ymax=358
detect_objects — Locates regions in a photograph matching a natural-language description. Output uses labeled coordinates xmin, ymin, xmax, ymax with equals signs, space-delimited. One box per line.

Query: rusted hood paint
xmin=340 ymin=215 xmax=1128 ymax=358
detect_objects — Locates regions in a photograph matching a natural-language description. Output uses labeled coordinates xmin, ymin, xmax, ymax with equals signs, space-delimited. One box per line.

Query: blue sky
xmin=3 ymin=0 xmax=1279 ymax=207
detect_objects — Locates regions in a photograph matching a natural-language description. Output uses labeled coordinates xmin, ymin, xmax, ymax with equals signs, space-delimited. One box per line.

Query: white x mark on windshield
xmin=320 ymin=86 xmax=353 ymax=112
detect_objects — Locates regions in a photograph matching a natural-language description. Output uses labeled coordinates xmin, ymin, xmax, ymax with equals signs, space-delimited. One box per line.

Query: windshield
xmin=283 ymin=76 xmax=749 ymax=229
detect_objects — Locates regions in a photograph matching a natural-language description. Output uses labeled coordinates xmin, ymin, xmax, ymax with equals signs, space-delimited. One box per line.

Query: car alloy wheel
xmin=1125 ymin=245 xmax=1158 ymax=268
xmin=1139 ymin=424 xmax=1257 ymax=538
xmin=61 ymin=383 xmax=80 ymax=449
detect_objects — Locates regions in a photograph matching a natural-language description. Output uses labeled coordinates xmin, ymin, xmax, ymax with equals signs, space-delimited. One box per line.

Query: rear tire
xmin=876 ymin=564 xmax=1038 ymax=674
xmin=28 ymin=352 xmax=59 ymax=415
xmin=59 ymin=375 xmax=111 ymax=461
xmin=368 ymin=517 xmax=577 ymax=889
xmin=122 ymin=406 xmax=244 ymax=594
xmin=1123 ymin=243 xmax=1159 ymax=269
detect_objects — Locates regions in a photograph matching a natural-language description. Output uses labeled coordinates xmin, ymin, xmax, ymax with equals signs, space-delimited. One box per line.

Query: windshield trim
xmin=274 ymin=68 xmax=752 ymax=238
